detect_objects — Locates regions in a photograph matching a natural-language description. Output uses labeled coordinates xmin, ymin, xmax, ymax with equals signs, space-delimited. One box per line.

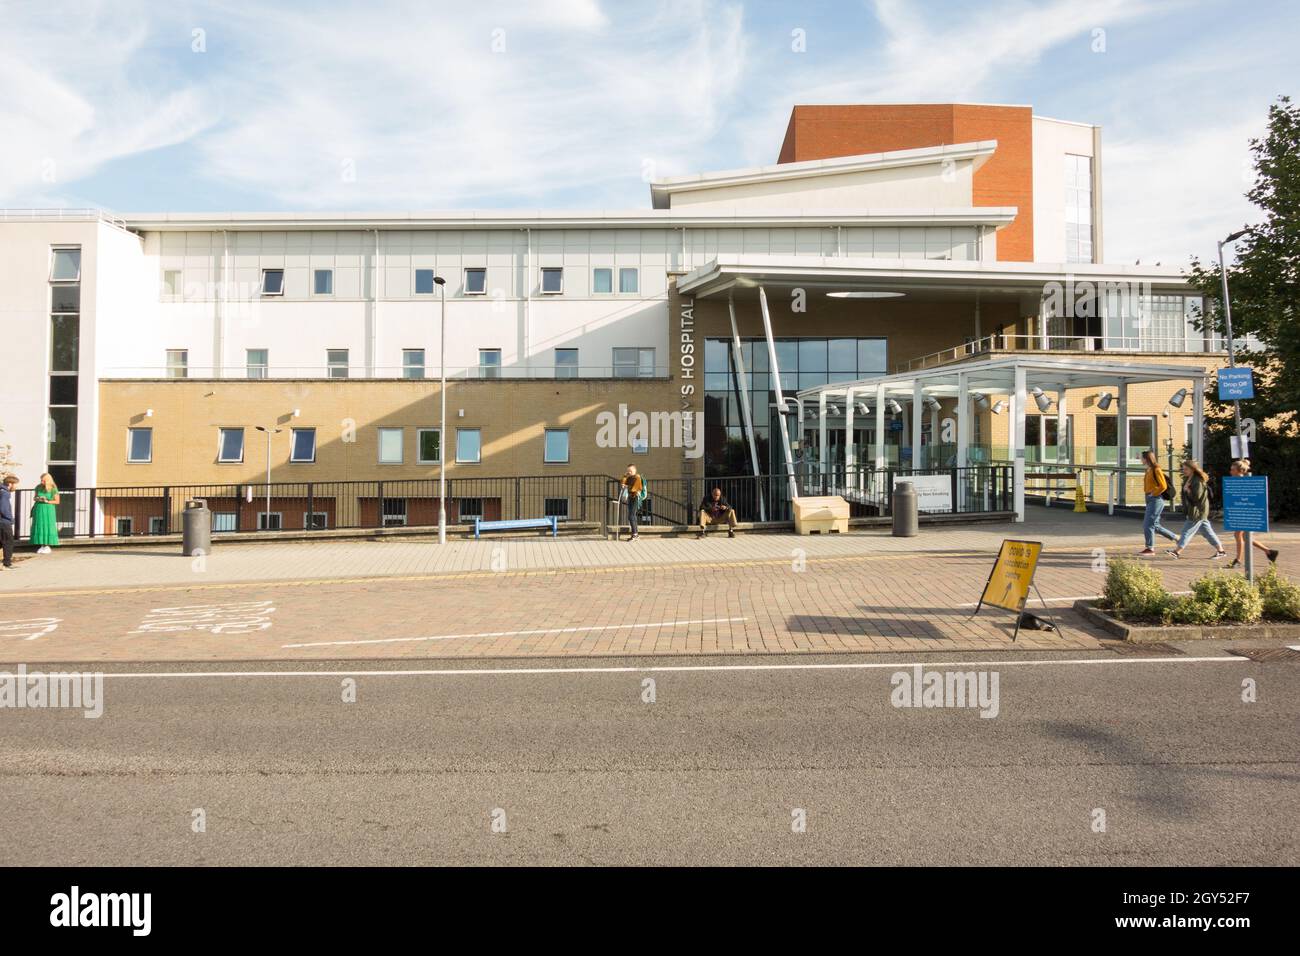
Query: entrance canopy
xmin=794 ymin=356 xmax=1209 ymax=521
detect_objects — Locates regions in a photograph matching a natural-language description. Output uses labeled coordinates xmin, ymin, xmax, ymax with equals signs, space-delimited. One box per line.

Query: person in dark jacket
xmin=698 ymin=486 xmax=737 ymax=539
xmin=0 ymin=474 xmax=18 ymax=570
xmin=1167 ymin=459 xmax=1226 ymax=560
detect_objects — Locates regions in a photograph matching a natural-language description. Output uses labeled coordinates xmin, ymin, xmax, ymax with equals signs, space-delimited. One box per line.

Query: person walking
xmin=1227 ymin=459 xmax=1280 ymax=568
xmin=1166 ymin=460 xmax=1226 ymax=560
xmin=619 ymin=464 xmax=644 ymax=541
xmin=0 ymin=474 xmax=18 ymax=570
xmin=30 ymin=473 xmax=61 ymax=554
xmin=1137 ymin=449 xmax=1178 ymax=556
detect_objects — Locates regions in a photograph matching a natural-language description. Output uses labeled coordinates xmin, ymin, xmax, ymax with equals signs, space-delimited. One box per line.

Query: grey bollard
xmin=892 ymin=482 xmax=919 ymax=537
xmin=182 ymin=498 xmax=212 ymax=556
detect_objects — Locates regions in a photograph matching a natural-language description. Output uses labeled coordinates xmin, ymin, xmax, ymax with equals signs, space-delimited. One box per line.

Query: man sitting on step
xmin=698 ymin=487 xmax=737 ymax=539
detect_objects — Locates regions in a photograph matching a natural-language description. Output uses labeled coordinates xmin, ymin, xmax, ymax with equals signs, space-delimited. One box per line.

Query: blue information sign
xmin=1222 ymin=476 xmax=1269 ymax=533
xmin=889 ymin=419 xmax=904 ymax=432
xmin=1218 ymin=367 xmax=1255 ymax=400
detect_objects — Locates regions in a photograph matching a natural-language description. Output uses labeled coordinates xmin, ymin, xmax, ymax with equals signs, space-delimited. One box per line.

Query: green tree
xmin=1186 ymin=96 xmax=1299 ymax=517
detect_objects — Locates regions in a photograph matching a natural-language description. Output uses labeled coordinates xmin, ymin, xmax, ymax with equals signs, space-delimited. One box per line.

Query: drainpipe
xmin=524 ymin=227 xmax=531 ymax=375
xmin=215 ymin=230 xmax=228 ymax=378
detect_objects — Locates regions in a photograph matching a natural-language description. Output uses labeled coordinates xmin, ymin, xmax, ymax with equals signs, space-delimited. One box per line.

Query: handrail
xmin=895 ymin=333 xmax=1225 ymax=373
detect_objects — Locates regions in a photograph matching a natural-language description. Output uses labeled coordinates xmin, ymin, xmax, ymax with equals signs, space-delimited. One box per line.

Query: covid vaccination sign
xmin=1222 ymin=476 xmax=1269 ymax=533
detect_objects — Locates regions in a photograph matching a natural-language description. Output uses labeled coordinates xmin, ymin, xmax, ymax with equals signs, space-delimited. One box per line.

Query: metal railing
xmin=897 ymin=333 xmax=1225 ymax=373
xmin=99 ymin=365 xmax=671 ymax=381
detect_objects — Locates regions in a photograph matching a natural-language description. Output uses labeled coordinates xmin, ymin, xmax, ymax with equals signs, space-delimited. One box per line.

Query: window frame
xmin=327 ymin=348 xmax=349 ymax=379
xmin=50 ymin=247 xmax=81 ymax=282
xmin=246 ymin=349 xmax=269 ymax=379
xmin=217 ymin=427 xmax=245 ymax=464
xmin=544 ymin=497 xmax=569 ymax=521
xmin=163 ymin=270 xmax=183 ymax=296
xmin=543 ymin=428 xmax=570 ymax=464
xmin=612 ymin=347 xmax=656 ymax=378
xmin=478 ymin=349 xmax=502 ymax=379
xmin=417 ymin=427 xmax=442 ymax=464
xmin=166 ymin=349 xmax=188 ymax=379
xmin=592 ymin=267 xmax=613 ymax=295
xmin=289 ymin=427 xmax=317 ymax=463
xmin=313 ymin=268 xmax=334 ymax=296
xmin=305 ymin=511 xmax=329 ymax=530
xmin=540 ymin=267 xmax=564 ymax=295
xmin=618 ymin=267 xmax=639 ymax=294
xmin=402 ymin=348 xmax=426 ymax=380
xmin=414 ymin=269 xmax=436 ymax=295
xmin=457 ymin=497 xmax=484 ymax=520
xmin=555 ymin=348 xmax=579 ymax=379
xmin=377 ymin=427 xmax=404 ymax=465
xmin=464 ymin=267 xmax=487 ymax=295
xmin=115 ymin=516 xmax=133 ymax=537
xmin=260 ymin=269 xmax=285 ymax=296
xmin=127 ymin=427 xmax=153 ymax=463
xmin=456 ymin=427 xmax=482 ymax=464
xmin=381 ymin=498 xmax=407 ymax=527
xmin=257 ymin=512 xmax=284 ymax=532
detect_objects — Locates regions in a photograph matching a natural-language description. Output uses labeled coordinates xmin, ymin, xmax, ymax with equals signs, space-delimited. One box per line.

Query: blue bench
xmin=473 ymin=516 xmax=558 ymax=539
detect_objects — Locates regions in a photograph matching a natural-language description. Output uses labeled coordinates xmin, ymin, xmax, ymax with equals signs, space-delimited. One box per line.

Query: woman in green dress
xmin=31 ymin=473 xmax=60 ymax=554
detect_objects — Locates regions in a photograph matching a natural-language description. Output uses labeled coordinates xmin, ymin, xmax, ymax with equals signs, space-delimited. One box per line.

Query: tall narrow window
xmin=247 ymin=349 xmax=269 ymax=379
xmin=403 ymin=349 xmax=425 ymax=379
xmin=1064 ymin=154 xmax=1093 ymax=264
xmin=478 ymin=349 xmax=501 ymax=379
xmin=48 ymin=246 xmax=81 ymax=491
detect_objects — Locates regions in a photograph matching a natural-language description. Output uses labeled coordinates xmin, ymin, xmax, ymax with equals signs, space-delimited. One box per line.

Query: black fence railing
xmin=11 ymin=465 xmax=1013 ymax=541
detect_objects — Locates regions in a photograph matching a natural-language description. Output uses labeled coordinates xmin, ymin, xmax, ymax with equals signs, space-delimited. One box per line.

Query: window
xmin=414 ymin=269 xmax=436 ymax=294
xmin=381 ymin=499 xmax=407 ymax=527
xmin=327 ymin=349 xmax=349 ymax=378
xmin=260 ymin=269 xmax=285 ymax=296
xmin=403 ymin=349 xmax=425 ymax=379
xmin=166 ymin=349 xmax=188 ymax=379
xmin=544 ymin=498 xmax=569 ymax=520
xmin=149 ymin=517 xmax=166 ymax=535
xmin=456 ymin=428 xmax=481 ymax=463
xmin=458 ymin=498 xmax=483 ymax=520
xmin=593 ymin=268 xmax=613 ymax=294
xmin=543 ymin=429 xmax=569 ymax=463
xmin=51 ymin=284 xmax=80 ymax=313
xmin=50 ymin=248 xmax=81 ymax=281
xmin=540 ymin=267 xmax=563 ymax=294
xmin=618 ymin=268 xmax=639 ymax=294
xmin=464 ymin=268 xmax=487 ymax=295
xmin=115 ymin=517 xmax=133 ymax=537
xmin=613 ymin=347 xmax=656 ymax=378
xmin=1127 ymin=417 xmax=1156 ymax=465
xmin=51 ymin=315 xmax=78 ymax=371
xmin=212 ymin=512 xmax=237 ymax=533
xmin=246 ymin=349 xmax=268 ymax=379
xmin=163 ymin=270 xmax=182 ymax=296
xmin=127 ymin=427 xmax=153 ymax=463
xmin=1064 ymin=154 xmax=1093 ymax=264
xmin=313 ymin=269 xmax=334 ymax=295
xmin=555 ymin=348 xmax=578 ymax=379
xmin=479 ymin=349 xmax=501 ymax=379
xmin=305 ymin=512 xmax=328 ymax=530
xmin=217 ymin=428 xmax=245 ymax=463
xmin=418 ymin=428 xmax=441 ymax=463
xmin=258 ymin=512 xmax=283 ymax=531
xmin=378 ymin=427 xmax=404 ymax=464
xmin=290 ymin=428 xmax=316 ymax=462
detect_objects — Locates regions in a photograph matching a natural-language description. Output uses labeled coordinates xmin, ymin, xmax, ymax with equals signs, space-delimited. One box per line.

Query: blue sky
xmin=1 ymin=0 xmax=1292 ymax=263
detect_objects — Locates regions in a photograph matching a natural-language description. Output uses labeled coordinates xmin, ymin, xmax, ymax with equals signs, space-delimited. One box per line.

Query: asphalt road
xmin=1 ymin=650 xmax=1295 ymax=865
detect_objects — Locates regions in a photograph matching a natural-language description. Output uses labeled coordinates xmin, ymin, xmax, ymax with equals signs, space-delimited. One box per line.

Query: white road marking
xmin=281 ymin=616 xmax=749 ymax=648
xmin=0 ymin=618 xmax=61 ymax=642
xmin=94 ymin=655 xmax=1249 ymax=679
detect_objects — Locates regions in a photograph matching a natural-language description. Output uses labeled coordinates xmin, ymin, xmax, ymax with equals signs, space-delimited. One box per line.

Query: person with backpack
xmin=619 ymin=464 xmax=645 ymax=541
xmin=1137 ymin=449 xmax=1178 ymax=555
xmin=1166 ymin=459 xmax=1226 ymax=560
xmin=1227 ymin=459 xmax=1280 ymax=568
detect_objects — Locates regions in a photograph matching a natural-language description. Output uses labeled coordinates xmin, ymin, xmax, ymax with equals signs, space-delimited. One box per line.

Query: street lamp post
xmin=434 ymin=275 xmax=447 ymax=545
xmin=1217 ymin=229 xmax=1252 ymax=581
xmin=254 ymin=425 xmax=282 ymax=531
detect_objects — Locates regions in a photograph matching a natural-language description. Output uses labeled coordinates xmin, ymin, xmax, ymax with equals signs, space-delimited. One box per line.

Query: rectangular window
xmin=381 ymin=498 xmax=407 ymax=527
xmin=258 ymin=512 xmax=283 ymax=531
xmin=163 ymin=270 xmax=182 ymax=296
xmin=212 ymin=512 xmax=237 ymax=533
xmin=543 ymin=428 xmax=569 ymax=463
xmin=51 ymin=284 xmax=80 ymax=313
xmin=403 ymin=349 xmax=425 ymax=379
xmin=618 ymin=268 xmax=639 ymax=294
xmin=290 ymin=427 xmax=316 ymax=462
xmin=115 ymin=517 xmax=133 ymax=537
xmin=1128 ymin=417 xmax=1156 ymax=465
xmin=418 ymin=428 xmax=441 ymax=464
xmin=1064 ymin=154 xmax=1094 ymax=264
xmin=464 ymin=268 xmax=487 ymax=295
xmin=217 ymin=428 xmax=245 ymax=463
xmin=49 ymin=375 xmax=77 ymax=405
xmin=149 ymin=517 xmax=166 ymax=535
xmin=613 ymin=347 xmax=655 ymax=378
xmin=458 ymin=498 xmax=483 ymax=520
xmin=592 ymin=268 xmax=613 ymax=294
xmin=479 ymin=349 xmax=501 ymax=379
xmin=51 ymin=315 xmax=79 ymax=371
xmin=305 ymin=512 xmax=328 ymax=530
xmin=378 ymin=427 xmax=403 ymax=464
xmin=456 ymin=428 xmax=481 ymax=463
xmin=555 ymin=348 xmax=578 ymax=379
xmin=544 ymin=497 xmax=569 ymax=520
xmin=260 ymin=269 xmax=285 ymax=296
xmin=246 ymin=349 xmax=268 ymax=379
xmin=166 ymin=349 xmax=188 ymax=379
xmin=414 ymin=269 xmax=436 ymax=294
xmin=47 ymin=407 xmax=76 ymax=462
xmin=327 ymin=348 xmax=349 ymax=378
xmin=313 ymin=269 xmax=334 ymax=295
xmin=50 ymin=248 xmax=81 ymax=281
xmin=541 ymin=267 xmax=563 ymax=294
xmin=127 ymin=427 xmax=153 ymax=463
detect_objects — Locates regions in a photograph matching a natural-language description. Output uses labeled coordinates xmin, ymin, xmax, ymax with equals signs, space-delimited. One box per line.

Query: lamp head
xmin=1168 ymin=388 xmax=1187 ymax=408
xmin=1097 ymin=391 xmax=1113 ymax=411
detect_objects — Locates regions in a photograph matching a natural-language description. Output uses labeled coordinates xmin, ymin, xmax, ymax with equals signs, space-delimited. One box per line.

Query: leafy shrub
xmin=1103 ymin=560 xmax=1170 ymax=619
xmin=1258 ymin=569 xmax=1300 ymax=621
xmin=1162 ymin=595 xmax=1222 ymax=626
xmin=1189 ymin=572 xmax=1264 ymax=624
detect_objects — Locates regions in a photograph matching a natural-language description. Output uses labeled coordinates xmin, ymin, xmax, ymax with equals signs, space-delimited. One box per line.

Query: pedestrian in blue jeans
xmin=1137 ymin=450 xmax=1177 ymax=555
xmin=1167 ymin=459 xmax=1226 ymax=560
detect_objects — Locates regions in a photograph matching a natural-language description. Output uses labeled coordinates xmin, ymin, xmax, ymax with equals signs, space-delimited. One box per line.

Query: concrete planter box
xmin=1073 ymin=599 xmax=1300 ymax=642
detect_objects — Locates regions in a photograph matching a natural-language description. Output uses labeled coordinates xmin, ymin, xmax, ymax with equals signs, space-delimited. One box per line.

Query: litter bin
xmin=182 ymin=499 xmax=212 ymax=556
xmin=892 ymin=482 xmax=918 ymax=537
